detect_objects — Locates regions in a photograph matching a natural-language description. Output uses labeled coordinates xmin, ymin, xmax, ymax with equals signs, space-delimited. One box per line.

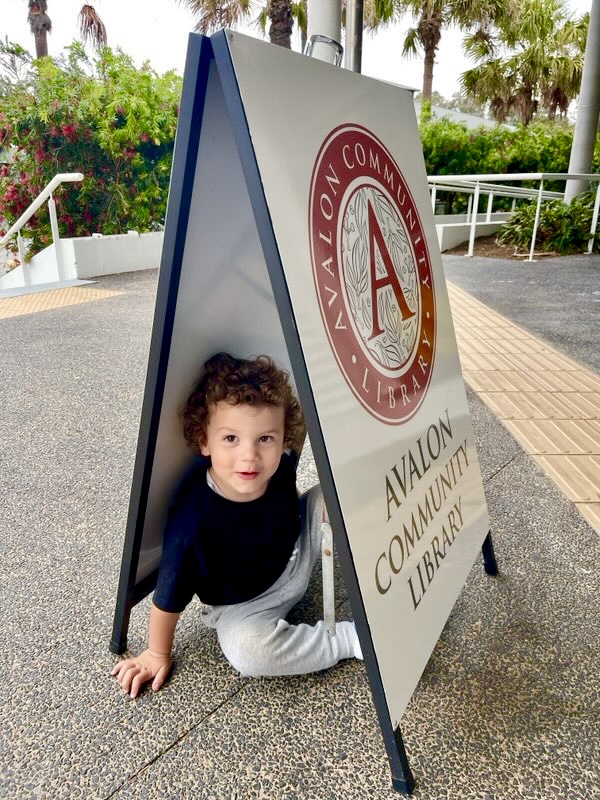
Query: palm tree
xmin=257 ymin=1 xmax=306 ymax=48
xmin=27 ymin=1 xmax=51 ymax=58
xmin=461 ymin=0 xmax=588 ymax=125
xmin=363 ymin=0 xmax=507 ymax=104
xmin=27 ymin=2 xmax=107 ymax=59
xmin=180 ymin=0 xmax=294 ymax=48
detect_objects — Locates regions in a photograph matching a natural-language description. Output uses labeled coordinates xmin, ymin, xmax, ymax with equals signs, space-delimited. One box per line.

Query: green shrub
xmin=0 ymin=42 xmax=181 ymax=255
xmin=497 ymin=191 xmax=599 ymax=253
xmin=419 ymin=117 xmax=600 ymax=214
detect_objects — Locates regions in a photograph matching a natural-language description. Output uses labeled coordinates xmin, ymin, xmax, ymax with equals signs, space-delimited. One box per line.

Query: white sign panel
xmin=221 ymin=32 xmax=490 ymax=727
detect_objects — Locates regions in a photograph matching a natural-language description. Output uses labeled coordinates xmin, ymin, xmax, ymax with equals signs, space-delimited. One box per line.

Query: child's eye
xmin=259 ymin=435 xmax=274 ymax=443
xmin=223 ymin=435 xmax=237 ymax=443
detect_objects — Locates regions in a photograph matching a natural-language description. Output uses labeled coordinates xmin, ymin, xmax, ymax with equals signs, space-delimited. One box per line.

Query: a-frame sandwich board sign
xmin=111 ymin=30 xmax=495 ymax=794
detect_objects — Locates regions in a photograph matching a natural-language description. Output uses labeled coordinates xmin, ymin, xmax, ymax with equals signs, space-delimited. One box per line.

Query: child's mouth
xmin=238 ymin=471 xmax=259 ymax=480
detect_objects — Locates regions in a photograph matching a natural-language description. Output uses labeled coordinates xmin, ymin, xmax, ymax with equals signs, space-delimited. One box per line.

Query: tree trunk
xmin=565 ymin=0 xmax=600 ymax=201
xmin=28 ymin=1 xmax=51 ymax=58
xmin=422 ymin=46 xmax=435 ymax=102
xmin=268 ymin=0 xmax=293 ymax=49
xmin=34 ymin=30 xmax=48 ymax=58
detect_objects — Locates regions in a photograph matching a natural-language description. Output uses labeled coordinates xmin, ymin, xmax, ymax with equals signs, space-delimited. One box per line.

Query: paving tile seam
xmin=480 ymin=453 xmax=521 ymax=485
xmin=104 ymin=682 xmax=250 ymax=799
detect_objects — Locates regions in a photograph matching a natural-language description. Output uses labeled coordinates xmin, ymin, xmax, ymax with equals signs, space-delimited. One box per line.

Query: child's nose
xmin=240 ymin=441 xmax=259 ymax=460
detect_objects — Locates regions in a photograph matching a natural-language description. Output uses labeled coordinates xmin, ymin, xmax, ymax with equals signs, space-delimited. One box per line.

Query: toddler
xmin=112 ymin=353 xmax=362 ymax=698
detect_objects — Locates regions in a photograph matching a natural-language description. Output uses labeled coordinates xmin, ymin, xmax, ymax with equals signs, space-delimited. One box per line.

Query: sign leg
xmin=390 ymin=727 xmax=416 ymax=794
xmin=481 ymin=532 xmax=499 ymax=575
xmin=110 ymin=589 xmax=131 ymax=654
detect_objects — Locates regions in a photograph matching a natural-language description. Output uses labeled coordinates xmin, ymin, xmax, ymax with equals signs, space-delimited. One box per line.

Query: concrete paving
xmin=1 ymin=260 xmax=599 ymax=799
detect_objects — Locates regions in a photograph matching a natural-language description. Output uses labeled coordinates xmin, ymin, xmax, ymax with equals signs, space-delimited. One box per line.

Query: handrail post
xmin=431 ymin=184 xmax=437 ymax=212
xmin=587 ymin=179 xmax=600 ymax=254
xmin=17 ymin=233 xmax=29 ymax=285
xmin=486 ymin=193 xmax=493 ymax=222
xmin=48 ymin=194 xmax=65 ymax=281
xmin=467 ymin=181 xmax=480 ymax=257
xmin=527 ymin=180 xmax=544 ymax=262
xmin=466 ymin=195 xmax=473 ymax=222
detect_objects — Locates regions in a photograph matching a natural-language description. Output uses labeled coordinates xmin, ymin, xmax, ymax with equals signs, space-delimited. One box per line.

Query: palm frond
xmin=179 ymin=0 xmax=256 ymax=34
xmin=79 ymin=5 xmax=108 ymax=50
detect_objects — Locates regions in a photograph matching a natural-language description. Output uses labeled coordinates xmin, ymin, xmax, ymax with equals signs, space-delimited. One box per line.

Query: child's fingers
xmin=151 ymin=664 xmax=170 ymax=693
xmin=111 ymin=659 xmax=129 ymax=676
xmin=117 ymin=665 xmax=138 ymax=694
xmin=113 ymin=662 xmax=143 ymax=695
xmin=129 ymin=669 xmax=150 ymax=699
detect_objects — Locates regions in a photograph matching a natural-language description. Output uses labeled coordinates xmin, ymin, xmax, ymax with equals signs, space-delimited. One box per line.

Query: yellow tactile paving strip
xmin=0 ymin=286 xmax=122 ymax=320
xmin=448 ymin=283 xmax=600 ymax=533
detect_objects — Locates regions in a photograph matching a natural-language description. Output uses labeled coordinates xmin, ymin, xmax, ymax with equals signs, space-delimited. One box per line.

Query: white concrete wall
xmin=72 ymin=232 xmax=163 ymax=278
xmin=0 ymin=241 xmax=78 ymax=289
xmin=437 ymin=221 xmax=507 ymax=251
xmin=430 ymin=212 xmax=512 ymax=251
xmin=0 ymin=231 xmax=163 ymax=291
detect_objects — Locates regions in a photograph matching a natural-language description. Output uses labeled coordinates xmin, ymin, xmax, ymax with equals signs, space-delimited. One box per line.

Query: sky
xmin=1 ymin=1 xmax=592 ymax=99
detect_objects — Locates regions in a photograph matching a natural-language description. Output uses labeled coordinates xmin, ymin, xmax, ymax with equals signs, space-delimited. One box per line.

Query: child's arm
xmin=111 ymin=604 xmax=180 ymax=698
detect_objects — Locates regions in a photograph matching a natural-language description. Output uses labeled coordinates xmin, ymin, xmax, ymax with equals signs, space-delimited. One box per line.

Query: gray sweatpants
xmin=200 ymin=486 xmax=359 ymax=677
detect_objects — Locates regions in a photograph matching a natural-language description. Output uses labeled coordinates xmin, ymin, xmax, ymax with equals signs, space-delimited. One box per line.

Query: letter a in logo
xmin=367 ymin=200 xmax=415 ymax=341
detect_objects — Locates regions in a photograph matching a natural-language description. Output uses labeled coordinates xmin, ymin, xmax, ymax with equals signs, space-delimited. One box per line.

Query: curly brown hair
xmin=182 ymin=353 xmax=305 ymax=455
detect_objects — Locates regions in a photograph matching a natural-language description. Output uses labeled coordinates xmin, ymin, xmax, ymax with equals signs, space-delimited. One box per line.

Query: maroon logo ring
xmin=309 ymin=124 xmax=436 ymax=424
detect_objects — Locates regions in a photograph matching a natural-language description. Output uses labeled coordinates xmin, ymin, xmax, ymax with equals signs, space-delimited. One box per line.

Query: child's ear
xmin=200 ymin=441 xmax=210 ymax=457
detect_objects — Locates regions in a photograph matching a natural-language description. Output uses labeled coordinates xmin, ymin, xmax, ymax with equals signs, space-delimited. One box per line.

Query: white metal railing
xmin=428 ymin=172 xmax=600 ymax=261
xmin=0 ymin=172 xmax=84 ymax=284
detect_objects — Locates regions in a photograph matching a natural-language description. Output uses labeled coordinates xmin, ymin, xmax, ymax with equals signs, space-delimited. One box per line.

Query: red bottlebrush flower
xmin=62 ymin=124 xmax=77 ymax=142
xmin=0 ymin=165 xmax=8 ymax=178
xmin=50 ymin=126 xmax=61 ymax=138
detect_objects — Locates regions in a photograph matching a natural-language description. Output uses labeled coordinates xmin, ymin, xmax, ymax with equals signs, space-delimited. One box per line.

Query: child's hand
xmin=111 ymin=649 xmax=172 ymax=699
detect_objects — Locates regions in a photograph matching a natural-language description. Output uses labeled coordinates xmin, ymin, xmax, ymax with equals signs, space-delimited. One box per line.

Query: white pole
xmin=565 ymin=0 xmax=600 ymax=202
xmin=587 ymin=180 xmax=600 ymax=254
xmin=486 ymin=193 xmax=494 ymax=222
xmin=307 ymin=0 xmax=342 ymax=63
xmin=17 ymin=233 xmax=29 ymax=285
xmin=467 ymin=182 xmax=480 ymax=257
xmin=527 ymin=181 xmax=544 ymax=262
xmin=345 ymin=0 xmax=363 ymax=72
xmin=48 ymin=195 xmax=65 ymax=281
xmin=431 ymin=184 xmax=437 ymax=212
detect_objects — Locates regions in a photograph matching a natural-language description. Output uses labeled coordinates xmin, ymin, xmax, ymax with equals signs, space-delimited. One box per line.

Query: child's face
xmin=200 ymin=401 xmax=286 ymax=502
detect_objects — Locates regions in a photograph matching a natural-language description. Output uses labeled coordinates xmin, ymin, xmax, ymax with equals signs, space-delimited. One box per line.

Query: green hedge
xmin=0 ymin=43 xmax=181 ymax=255
xmin=420 ymin=117 xmax=600 ymax=250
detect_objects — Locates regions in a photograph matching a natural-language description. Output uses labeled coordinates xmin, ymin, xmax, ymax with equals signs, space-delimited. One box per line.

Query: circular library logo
xmin=309 ymin=124 xmax=436 ymax=424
